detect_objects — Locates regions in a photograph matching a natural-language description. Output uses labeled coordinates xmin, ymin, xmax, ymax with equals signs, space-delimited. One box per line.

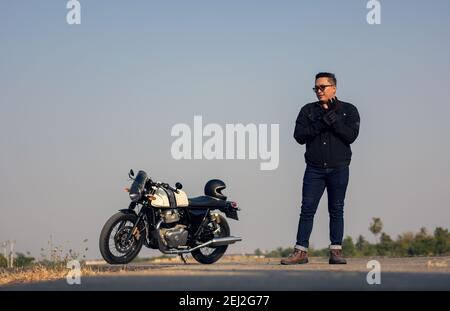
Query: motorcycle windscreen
xmin=129 ymin=170 xmax=148 ymax=201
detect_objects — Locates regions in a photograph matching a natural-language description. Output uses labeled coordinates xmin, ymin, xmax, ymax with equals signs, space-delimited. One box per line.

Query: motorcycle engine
xmin=160 ymin=209 xmax=180 ymax=224
xmin=158 ymin=209 xmax=188 ymax=248
xmin=159 ymin=224 xmax=188 ymax=248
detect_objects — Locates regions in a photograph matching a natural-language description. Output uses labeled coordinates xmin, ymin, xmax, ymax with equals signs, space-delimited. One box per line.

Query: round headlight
xmin=129 ymin=192 xmax=140 ymax=202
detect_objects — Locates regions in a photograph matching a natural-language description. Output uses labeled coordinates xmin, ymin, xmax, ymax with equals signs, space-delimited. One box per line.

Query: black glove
xmin=323 ymin=110 xmax=338 ymax=126
xmin=327 ymin=97 xmax=340 ymax=110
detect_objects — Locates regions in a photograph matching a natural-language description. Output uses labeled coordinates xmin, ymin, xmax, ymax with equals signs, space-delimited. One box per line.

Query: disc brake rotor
xmin=114 ymin=226 xmax=135 ymax=253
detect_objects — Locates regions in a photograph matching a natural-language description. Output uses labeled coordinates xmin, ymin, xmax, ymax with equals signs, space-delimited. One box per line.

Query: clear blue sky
xmin=1 ymin=0 xmax=450 ymax=259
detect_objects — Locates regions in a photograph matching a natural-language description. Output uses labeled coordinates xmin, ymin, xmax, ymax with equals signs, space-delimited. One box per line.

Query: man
xmin=281 ymin=72 xmax=360 ymax=265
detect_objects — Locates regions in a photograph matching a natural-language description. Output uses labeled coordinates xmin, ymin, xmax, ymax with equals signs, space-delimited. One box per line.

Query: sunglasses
xmin=313 ymin=85 xmax=334 ymax=93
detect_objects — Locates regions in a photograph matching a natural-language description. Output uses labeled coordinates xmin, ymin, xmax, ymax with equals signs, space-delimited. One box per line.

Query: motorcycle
xmin=99 ymin=169 xmax=241 ymax=264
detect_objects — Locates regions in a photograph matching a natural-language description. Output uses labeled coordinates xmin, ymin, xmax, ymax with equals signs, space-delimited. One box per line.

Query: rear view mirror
xmin=175 ymin=182 xmax=183 ymax=190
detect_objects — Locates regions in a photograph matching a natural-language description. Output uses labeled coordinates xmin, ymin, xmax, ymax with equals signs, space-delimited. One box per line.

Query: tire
xmin=99 ymin=212 xmax=144 ymax=264
xmin=191 ymin=214 xmax=230 ymax=264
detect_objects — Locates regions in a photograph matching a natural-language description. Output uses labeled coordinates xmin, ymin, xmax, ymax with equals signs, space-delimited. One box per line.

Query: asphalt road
xmin=2 ymin=257 xmax=450 ymax=291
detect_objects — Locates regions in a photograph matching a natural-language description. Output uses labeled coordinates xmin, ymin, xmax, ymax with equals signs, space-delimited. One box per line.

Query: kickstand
xmin=179 ymin=254 xmax=188 ymax=264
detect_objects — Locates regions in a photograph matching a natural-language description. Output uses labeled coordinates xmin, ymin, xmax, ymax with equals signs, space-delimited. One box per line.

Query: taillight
xmin=230 ymin=201 xmax=238 ymax=209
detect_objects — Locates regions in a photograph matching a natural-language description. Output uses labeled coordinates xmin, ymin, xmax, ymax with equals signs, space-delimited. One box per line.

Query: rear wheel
xmin=191 ymin=214 xmax=230 ymax=264
xmin=99 ymin=212 xmax=144 ymax=264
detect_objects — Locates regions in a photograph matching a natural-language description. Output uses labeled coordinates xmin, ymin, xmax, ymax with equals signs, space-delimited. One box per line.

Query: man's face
xmin=314 ymin=77 xmax=336 ymax=102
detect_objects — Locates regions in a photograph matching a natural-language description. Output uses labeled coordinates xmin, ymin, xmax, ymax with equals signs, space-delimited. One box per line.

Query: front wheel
xmin=99 ymin=212 xmax=144 ymax=264
xmin=191 ymin=214 xmax=230 ymax=264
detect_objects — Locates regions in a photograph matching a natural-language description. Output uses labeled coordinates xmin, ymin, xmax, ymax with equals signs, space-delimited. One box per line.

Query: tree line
xmin=255 ymin=218 xmax=450 ymax=258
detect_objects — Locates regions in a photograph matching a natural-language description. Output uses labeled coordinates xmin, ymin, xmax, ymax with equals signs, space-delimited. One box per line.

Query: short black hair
xmin=315 ymin=72 xmax=337 ymax=86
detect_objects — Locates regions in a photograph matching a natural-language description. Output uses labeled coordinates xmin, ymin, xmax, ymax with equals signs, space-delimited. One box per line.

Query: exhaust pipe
xmin=210 ymin=236 xmax=242 ymax=247
xmin=161 ymin=236 xmax=242 ymax=254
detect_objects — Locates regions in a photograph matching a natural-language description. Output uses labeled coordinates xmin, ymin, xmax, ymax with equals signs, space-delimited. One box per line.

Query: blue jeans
xmin=296 ymin=165 xmax=349 ymax=249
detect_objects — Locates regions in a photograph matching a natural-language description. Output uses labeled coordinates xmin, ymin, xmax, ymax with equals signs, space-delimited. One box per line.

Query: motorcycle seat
xmin=188 ymin=196 xmax=227 ymax=208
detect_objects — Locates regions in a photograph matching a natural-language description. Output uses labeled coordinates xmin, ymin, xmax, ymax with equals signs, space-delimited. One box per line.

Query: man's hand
xmin=321 ymin=97 xmax=339 ymax=111
xmin=328 ymin=97 xmax=339 ymax=110
xmin=323 ymin=110 xmax=338 ymax=126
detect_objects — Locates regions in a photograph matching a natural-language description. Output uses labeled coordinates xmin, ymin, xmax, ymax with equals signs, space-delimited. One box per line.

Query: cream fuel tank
xmin=150 ymin=187 xmax=189 ymax=208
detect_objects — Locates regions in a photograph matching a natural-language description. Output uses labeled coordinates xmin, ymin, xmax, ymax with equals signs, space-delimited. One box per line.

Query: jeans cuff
xmin=295 ymin=245 xmax=308 ymax=252
xmin=329 ymin=244 xmax=342 ymax=250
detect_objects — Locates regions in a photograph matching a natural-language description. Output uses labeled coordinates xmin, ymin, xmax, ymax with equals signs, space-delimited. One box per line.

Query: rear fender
xmin=220 ymin=202 xmax=239 ymax=221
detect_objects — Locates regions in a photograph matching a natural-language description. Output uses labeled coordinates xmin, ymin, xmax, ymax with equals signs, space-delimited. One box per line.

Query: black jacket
xmin=294 ymin=100 xmax=360 ymax=168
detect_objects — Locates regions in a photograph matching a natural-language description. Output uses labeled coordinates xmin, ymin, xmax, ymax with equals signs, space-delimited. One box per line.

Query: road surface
xmin=2 ymin=257 xmax=450 ymax=290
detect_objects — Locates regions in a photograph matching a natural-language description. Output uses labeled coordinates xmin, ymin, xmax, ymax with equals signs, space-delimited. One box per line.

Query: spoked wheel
xmin=191 ymin=214 xmax=230 ymax=264
xmin=99 ymin=212 xmax=144 ymax=264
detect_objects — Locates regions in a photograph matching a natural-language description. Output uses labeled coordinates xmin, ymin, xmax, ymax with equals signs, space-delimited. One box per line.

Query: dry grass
xmin=0 ymin=264 xmax=101 ymax=286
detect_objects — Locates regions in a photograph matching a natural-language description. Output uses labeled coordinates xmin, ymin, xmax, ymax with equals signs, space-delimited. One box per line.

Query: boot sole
xmin=280 ymin=259 xmax=309 ymax=265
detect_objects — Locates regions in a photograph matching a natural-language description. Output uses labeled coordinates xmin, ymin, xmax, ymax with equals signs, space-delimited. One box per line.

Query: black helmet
xmin=204 ymin=179 xmax=227 ymax=200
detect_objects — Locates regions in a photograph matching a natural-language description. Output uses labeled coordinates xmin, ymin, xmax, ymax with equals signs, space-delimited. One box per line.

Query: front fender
xmin=119 ymin=208 xmax=137 ymax=216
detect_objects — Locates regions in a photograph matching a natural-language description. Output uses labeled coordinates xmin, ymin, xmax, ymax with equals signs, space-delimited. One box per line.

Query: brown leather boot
xmin=280 ymin=249 xmax=308 ymax=265
xmin=329 ymin=249 xmax=347 ymax=264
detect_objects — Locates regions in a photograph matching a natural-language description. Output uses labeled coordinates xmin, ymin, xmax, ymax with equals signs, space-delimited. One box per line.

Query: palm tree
xmin=369 ymin=217 xmax=383 ymax=244
xmin=356 ymin=235 xmax=367 ymax=252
